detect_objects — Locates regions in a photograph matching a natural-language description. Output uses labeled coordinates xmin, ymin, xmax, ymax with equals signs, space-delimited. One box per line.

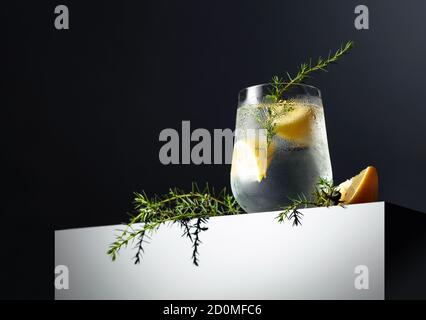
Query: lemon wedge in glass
xmin=231 ymin=139 xmax=275 ymax=182
xmin=273 ymin=105 xmax=314 ymax=144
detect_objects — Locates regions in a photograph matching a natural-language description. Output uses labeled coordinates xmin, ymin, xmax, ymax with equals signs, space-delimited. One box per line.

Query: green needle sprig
xmin=255 ymin=41 xmax=354 ymax=147
xmin=107 ymin=183 xmax=242 ymax=265
xmin=269 ymin=41 xmax=354 ymax=102
xmin=249 ymin=100 xmax=296 ymax=146
xmin=108 ymin=180 xmax=344 ymax=266
xmin=277 ymin=178 xmax=343 ymax=225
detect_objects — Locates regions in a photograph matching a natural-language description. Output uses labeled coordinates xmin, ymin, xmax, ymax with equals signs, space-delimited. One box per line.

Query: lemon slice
xmin=338 ymin=166 xmax=379 ymax=204
xmin=231 ymin=139 xmax=275 ymax=182
xmin=273 ymin=105 xmax=314 ymax=144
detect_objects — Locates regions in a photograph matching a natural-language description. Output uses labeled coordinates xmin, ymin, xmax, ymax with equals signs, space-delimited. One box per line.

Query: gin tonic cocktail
xmin=230 ymin=83 xmax=332 ymax=212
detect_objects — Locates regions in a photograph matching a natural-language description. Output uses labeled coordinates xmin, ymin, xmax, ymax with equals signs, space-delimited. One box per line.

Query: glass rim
xmin=238 ymin=82 xmax=321 ymax=97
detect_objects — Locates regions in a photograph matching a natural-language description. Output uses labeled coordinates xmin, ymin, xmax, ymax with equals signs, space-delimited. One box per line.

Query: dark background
xmin=1 ymin=0 xmax=426 ymax=299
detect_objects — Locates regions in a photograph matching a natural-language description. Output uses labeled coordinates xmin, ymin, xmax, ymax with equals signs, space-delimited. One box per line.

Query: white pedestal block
xmin=54 ymin=202 xmax=426 ymax=300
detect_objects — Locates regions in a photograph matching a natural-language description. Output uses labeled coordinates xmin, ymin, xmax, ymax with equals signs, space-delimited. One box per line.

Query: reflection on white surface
xmin=55 ymin=202 xmax=385 ymax=300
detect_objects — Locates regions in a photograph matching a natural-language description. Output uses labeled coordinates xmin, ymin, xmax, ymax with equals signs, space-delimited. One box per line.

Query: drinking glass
xmin=230 ymin=83 xmax=333 ymax=212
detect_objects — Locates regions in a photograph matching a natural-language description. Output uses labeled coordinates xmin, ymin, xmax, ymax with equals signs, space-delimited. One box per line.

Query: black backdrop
xmin=2 ymin=0 xmax=426 ymax=299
